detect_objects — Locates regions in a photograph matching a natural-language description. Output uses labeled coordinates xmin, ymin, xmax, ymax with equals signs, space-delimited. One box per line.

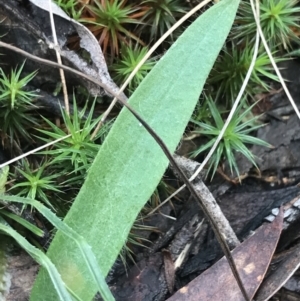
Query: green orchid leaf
xmin=30 ymin=1 xmax=239 ymax=300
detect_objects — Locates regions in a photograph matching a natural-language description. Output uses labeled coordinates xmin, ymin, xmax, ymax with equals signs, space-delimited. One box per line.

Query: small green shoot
xmin=207 ymin=44 xmax=285 ymax=104
xmin=54 ymin=0 xmax=85 ymax=20
xmin=0 ymin=62 xmax=38 ymax=143
xmin=81 ymin=0 xmax=143 ymax=56
xmin=10 ymin=160 xmax=61 ymax=209
xmin=111 ymin=43 xmax=157 ymax=93
xmin=0 ymin=165 xmax=44 ymax=237
xmin=37 ymin=98 xmax=110 ymax=177
xmin=190 ymin=98 xmax=272 ymax=180
xmin=233 ymin=0 xmax=300 ymax=49
xmin=139 ymin=0 xmax=188 ymax=41
xmin=0 ymin=61 xmax=37 ymax=109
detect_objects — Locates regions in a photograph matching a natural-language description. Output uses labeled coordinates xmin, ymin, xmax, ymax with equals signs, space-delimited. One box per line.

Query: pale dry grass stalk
xmin=48 ymin=0 xmax=69 ymax=116
xmin=250 ymin=0 xmax=300 ymax=120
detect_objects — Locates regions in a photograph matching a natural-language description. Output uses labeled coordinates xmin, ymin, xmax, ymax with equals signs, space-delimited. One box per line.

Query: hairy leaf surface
xmin=31 ymin=1 xmax=239 ymax=299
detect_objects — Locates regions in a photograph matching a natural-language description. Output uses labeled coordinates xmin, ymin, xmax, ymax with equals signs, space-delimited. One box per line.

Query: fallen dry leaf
xmin=167 ymin=208 xmax=284 ymax=301
xmin=255 ymin=235 xmax=300 ymax=301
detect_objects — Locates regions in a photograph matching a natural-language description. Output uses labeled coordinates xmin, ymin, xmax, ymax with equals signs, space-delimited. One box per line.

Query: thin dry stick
xmin=250 ymin=0 xmax=300 ymax=120
xmin=0 ymin=133 xmax=73 ymax=169
xmin=90 ymin=0 xmax=213 ymax=139
xmin=48 ymin=0 xmax=69 ymax=116
xmin=0 ymin=41 xmax=249 ymax=300
xmin=149 ymin=4 xmax=262 ymax=216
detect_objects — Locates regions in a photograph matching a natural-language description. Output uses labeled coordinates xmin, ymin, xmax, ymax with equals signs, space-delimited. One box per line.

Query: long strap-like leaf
xmin=31 ymin=1 xmax=239 ymax=300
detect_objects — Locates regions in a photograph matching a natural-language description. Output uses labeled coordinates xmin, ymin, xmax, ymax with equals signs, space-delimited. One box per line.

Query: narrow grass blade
xmin=0 ymin=194 xmax=114 ymax=301
xmin=0 ymin=209 xmax=44 ymax=237
xmin=0 ymin=215 xmax=73 ymax=301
